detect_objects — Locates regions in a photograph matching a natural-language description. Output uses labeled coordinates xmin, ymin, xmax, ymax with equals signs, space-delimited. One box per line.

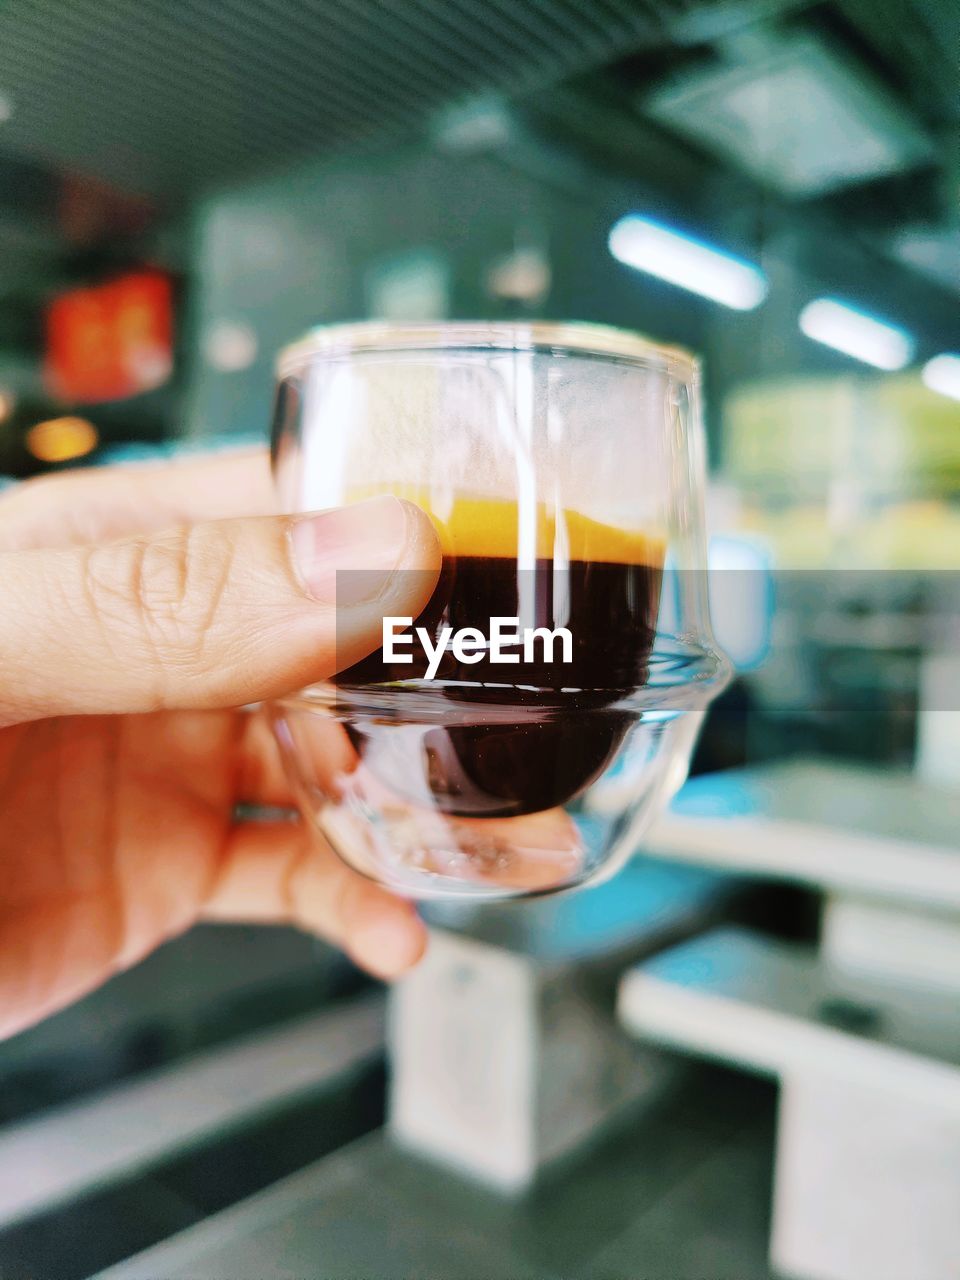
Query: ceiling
xmin=0 ymin=0 xmax=956 ymax=413
xmin=0 ymin=0 xmax=812 ymax=366
xmin=0 ymin=0 xmax=807 ymax=200
xmin=839 ymin=0 xmax=960 ymax=128
xmin=0 ymin=1 xmax=952 ymax=233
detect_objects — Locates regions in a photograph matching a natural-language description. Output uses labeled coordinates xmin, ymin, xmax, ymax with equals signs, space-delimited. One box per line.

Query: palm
xmin=0 ymin=709 xmax=252 ymax=1036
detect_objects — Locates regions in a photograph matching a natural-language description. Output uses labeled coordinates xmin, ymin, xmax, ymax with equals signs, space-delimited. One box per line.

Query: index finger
xmin=0 ymin=447 xmax=276 ymax=551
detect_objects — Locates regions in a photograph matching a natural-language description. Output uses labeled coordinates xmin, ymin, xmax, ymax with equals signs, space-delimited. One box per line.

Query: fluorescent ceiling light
xmin=608 ymin=215 xmax=768 ymax=310
xmin=922 ymin=353 xmax=960 ymax=402
xmin=798 ymin=298 xmax=914 ymax=370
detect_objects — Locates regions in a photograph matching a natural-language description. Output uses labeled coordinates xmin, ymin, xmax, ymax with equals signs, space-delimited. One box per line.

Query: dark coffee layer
xmin=336 ymin=552 xmax=663 ymax=817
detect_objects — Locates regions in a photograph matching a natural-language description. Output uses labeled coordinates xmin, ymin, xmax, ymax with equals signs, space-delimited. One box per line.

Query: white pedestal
xmin=390 ymin=928 xmax=669 ymax=1191
xmin=773 ymin=1076 xmax=960 ymax=1280
xmin=626 ymin=760 xmax=960 ymax=1278
xmin=389 ymin=858 xmax=728 ymax=1191
xmin=618 ymin=928 xmax=960 ymax=1280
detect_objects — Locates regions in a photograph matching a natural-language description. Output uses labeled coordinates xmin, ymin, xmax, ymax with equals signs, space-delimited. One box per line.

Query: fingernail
xmin=290 ymin=496 xmax=410 ymax=605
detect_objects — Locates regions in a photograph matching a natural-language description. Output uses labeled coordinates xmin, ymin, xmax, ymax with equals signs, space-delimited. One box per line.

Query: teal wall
xmin=184 ymin=143 xmax=719 ymax=442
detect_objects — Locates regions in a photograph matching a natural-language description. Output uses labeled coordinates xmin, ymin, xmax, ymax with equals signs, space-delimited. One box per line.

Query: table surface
xmin=619 ymin=928 xmax=960 ymax=1103
xmin=645 ymin=757 xmax=960 ymax=908
xmin=94 ymin=1063 xmax=777 ymax=1280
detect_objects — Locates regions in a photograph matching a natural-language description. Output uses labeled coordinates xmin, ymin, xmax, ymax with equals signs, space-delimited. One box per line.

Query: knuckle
xmin=136 ymin=525 xmax=234 ymax=658
xmin=81 ymin=525 xmax=235 ymax=679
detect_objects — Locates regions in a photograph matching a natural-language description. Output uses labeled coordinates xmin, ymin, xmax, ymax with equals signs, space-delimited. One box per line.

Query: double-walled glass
xmin=271 ymin=322 xmax=729 ymax=900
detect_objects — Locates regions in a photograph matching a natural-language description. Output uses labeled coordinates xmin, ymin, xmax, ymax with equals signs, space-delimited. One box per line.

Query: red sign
xmin=45 ymin=272 xmax=173 ymax=403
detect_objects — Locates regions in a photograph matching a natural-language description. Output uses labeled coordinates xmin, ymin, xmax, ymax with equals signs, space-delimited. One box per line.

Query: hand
xmin=0 ymin=449 xmax=441 ymax=1039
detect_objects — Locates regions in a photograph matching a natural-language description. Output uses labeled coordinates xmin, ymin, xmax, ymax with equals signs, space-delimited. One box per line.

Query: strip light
xmin=798 ymin=298 xmax=914 ymax=370
xmin=608 ymin=215 xmax=768 ymax=311
xmin=922 ymin=353 xmax=960 ymax=402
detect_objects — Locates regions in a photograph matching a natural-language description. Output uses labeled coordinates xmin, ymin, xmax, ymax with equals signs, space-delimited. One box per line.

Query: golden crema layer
xmin=346 ymin=489 xmax=665 ymax=566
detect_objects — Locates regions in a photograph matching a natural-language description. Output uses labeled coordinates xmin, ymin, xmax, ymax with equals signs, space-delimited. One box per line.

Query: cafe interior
xmin=0 ymin=1 xmax=958 ymax=1277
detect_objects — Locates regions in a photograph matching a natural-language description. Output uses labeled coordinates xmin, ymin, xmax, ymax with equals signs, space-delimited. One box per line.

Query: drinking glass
xmin=270 ymin=321 xmax=729 ymax=900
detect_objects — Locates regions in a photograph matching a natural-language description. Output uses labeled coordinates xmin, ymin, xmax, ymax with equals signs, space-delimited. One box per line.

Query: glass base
xmin=272 ymin=699 xmax=705 ymax=901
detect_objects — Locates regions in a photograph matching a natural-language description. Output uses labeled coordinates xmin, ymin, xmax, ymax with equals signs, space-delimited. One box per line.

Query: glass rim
xmin=276 ymin=320 xmax=698 ymax=379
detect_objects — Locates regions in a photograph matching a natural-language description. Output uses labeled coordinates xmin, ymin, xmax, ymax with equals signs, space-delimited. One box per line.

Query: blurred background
xmin=0 ymin=2 xmax=958 ymax=1278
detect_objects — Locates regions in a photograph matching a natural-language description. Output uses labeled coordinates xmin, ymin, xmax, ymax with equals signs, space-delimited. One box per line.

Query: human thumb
xmin=0 ymin=496 xmax=440 ymax=726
